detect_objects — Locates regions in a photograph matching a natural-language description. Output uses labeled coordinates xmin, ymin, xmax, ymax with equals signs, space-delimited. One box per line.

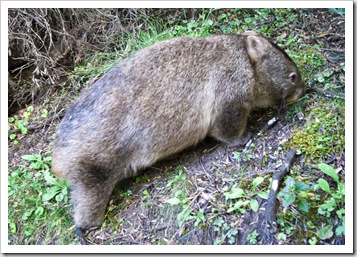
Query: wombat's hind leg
xmin=70 ymin=179 xmax=117 ymax=244
xmin=75 ymin=227 xmax=87 ymax=245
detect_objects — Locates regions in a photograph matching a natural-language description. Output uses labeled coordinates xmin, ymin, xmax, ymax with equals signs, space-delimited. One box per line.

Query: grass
xmin=8 ymin=156 xmax=73 ymax=244
xmin=8 ymin=8 xmax=345 ymax=245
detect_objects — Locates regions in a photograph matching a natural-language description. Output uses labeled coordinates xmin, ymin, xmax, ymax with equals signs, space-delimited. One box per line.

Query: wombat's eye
xmin=289 ymin=73 xmax=297 ymax=83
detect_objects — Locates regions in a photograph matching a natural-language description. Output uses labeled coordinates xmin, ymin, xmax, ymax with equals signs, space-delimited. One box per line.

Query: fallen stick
xmin=244 ymin=116 xmax=279 ymax=149
xmin=265 ymin=147 xmax=296 ymax=233
xmin=308 ymin=87 xmax=345 ymax=100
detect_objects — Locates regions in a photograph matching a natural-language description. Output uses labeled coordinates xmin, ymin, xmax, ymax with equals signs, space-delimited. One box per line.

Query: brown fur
xmin=51 ymin=31 xmax=305 ymax=239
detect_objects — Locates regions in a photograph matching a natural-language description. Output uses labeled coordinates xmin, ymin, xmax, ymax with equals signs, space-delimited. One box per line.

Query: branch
xmin=308 ymin=87 xmax=345 ymax=100
xmin=265 ymin=147 xmax=296 ymax=233
xmin=244 ymin=116 xmax=279 ymax=149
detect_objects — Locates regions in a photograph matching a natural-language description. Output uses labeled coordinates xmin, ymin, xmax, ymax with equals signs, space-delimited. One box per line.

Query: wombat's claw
xmin=75 ymin=227 xmax=87 ymax=245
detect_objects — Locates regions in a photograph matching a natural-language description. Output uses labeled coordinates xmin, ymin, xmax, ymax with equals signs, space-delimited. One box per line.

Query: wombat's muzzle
xmin=286 ymin=84 xmax=306 ymax=103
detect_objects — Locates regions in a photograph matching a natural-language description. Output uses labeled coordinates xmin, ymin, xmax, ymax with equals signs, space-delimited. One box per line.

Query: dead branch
xmin=265 ymin=147 xmax=296 ymax=233
xmin=8 ymin=109 xmax=65 ymax=135
xmin=244 ymin=116 xmax=279 ymax=149
xmin=308 ymin=87 xmax=345 ymax=100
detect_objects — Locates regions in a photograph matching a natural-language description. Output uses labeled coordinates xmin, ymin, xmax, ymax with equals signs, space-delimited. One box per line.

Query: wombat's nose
xmin=286 ymin=84 xmax=306 ymax=103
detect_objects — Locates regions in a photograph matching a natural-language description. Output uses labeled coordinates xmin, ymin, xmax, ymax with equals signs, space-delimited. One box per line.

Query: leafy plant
xmin=247 ymin=229 xmax=259 ymax=244
xmin=224 ymin=177 xmax=269 ymax=214
xmin=277 ymin=163 xmax=345 ymax=243
xmin=41 ymin=170 xmax=68 ymax=203
xmin=212 ymin=218 xmax=239 ymax=245
xmin=22 ymin=154 xmax=52 ymax=171
xmin=166 ymin=168 xmax=194 ymax=227
xmin=278 ymin=176 xmax=315 ymax=213
xmin=316 ymin=163 xmax=345 ymax=237
xmin=8 ymin=153 xmax=71 ymax=244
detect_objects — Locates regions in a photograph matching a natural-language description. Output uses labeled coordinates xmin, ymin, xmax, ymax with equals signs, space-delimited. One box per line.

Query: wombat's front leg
xmin=209 ymin=104 xmax=251 ymax=147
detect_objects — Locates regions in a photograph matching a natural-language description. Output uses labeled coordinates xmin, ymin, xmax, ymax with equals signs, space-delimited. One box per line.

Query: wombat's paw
xmin=226 ymin=134 xmax=252 ymax=149
xmin=75 ymin=227 xmax=87 ymax=245
xmin=75 ymin=225 xmax=100 ymax=245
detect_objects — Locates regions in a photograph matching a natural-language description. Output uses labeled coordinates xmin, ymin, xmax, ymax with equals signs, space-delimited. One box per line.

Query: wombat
xmin=51 ymin=31 xmax=305 ymax=243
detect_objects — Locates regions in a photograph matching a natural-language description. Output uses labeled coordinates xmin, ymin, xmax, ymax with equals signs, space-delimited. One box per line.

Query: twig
xmin=245 ymin=116 xmax=279 ymax=149
xmin=265 ymin=148 xmax=296 ymax=233
xmin=320 ymin=47 xmax=345 ymax=53
xmin=148 ymin=224 xmax=168 ymax=233
xmin=309 ymin=87 xmax=345 ymax=100
xmin=8 ymin=109 xmax=65 ymax=134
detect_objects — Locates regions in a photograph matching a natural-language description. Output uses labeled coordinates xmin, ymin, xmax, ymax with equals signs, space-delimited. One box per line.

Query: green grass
xmin=8 ymin=155 xmax=73 ymax=244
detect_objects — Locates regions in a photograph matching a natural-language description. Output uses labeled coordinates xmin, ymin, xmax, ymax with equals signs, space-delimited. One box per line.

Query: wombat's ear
xmin=246 ymin=35 xmax=269 ymax=63
xmin=242 ymin=31 xmax=260 ymax=36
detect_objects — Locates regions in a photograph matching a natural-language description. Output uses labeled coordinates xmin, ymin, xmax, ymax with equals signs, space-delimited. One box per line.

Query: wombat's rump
xmin=51 ymin=31 xmax=305 ymax=243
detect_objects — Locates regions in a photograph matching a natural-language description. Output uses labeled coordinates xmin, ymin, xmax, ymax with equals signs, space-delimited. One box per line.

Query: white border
xmin=1 ymin=1 xmax=353 ymax=254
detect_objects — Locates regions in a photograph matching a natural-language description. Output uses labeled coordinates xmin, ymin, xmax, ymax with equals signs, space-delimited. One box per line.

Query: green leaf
xmin=224 ymin=186 xmax=246 ymax=200
xmin=174 ymin=189 xmax=183 ymax=197
xmin=282 ymin=192 xmax=296 ymax=207
xmin=41 ymin=109 xmax=48 ymax=118
xmin=250 ymin=199 xmax=259 ymax=212
xmin=285 ymin=176 xmax=295 ymax=188
xmin=336 ymin=208 xmax=345 ymax=219
xmin=316 ymin=225 xmax=334 ymax=240
xmin=8 ymin=117 xmax=15 ymax=123
xmin=177 ymin=207 xmax=191 ymax=227
xmin=335 ymin=225 xmax=345 ymax=236
xmin=43 ymin=172 xmax=57 ymax=185
xmin=318 ymin=163 xmax=339 ymax=183
xmin=309 ymin=236 xmax=318 ymax=245
xmin=27 ymin=106 xmax=34 ymax=112
xmin=61 ymin=186 xmax=68 ymax=196
xmin=227 ymin=200 xmax=249 ymax=213
xmin=24 ymin=226 xmax=34 ymax=237
xmin=297 ymin=199 xmax=310 ymax=213
xmin=294 ymin=182 xmax=311 ymax=192
xmin=9 ymin=222 xmax=17 ymax=233
xmin=22 ymin=209 xmax=34 ymax=220
xmin=9 ymin=134 xmax=16 ymax=140
xmin=42 ymin=187 xmax=60 ymax=201
xmin=213 ymin=217 xmax=224 ymax=227
xmin=197 ymin=209 xmax=205 ymax=220
xmin=252 ymin=177 xmax=264 ymax=189
xmin=338 ymin=182 xmax=345 ymax=192
xmin=277 ymin=233 xmax=287 ymax=241
xmin=166 ymin=197 xmax=181 ymax=205
xmin=34 ymin=206 xmax=44 ymax=218
xmin=318 ymin=178 xmax=331 ymax=193
xmin=257 ymin=191 xmax=269 ymax=199
xmin=22 ymin=154 xmax=40 ymax=162
xmin=21 ymin=127 xmax=28 ymax=134
xmin=55 ymin=194 xmax=64 ymax=202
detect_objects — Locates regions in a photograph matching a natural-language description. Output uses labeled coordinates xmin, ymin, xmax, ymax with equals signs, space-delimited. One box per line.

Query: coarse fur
xmin=51 ymin=31 xmax=305 ymax=242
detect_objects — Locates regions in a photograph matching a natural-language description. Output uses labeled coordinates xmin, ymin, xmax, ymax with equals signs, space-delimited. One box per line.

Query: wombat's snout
xmin=286 ymin=83 xmax=306 ymax=103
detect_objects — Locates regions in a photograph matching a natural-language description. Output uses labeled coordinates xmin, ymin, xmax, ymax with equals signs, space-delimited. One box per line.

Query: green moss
xmin=285 ymin=99 xmax=345 ymax=163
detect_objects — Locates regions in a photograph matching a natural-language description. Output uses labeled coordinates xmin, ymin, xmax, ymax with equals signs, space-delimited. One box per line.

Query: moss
xmin=284 ymin=99 xmax=345 ymax=163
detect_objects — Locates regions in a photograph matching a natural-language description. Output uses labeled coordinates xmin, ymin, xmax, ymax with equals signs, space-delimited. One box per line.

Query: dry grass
xmin=8 ymin=8 xmax=197 ymax=114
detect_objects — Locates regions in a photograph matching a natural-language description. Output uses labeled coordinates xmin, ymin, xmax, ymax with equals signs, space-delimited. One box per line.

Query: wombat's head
xmin=243 ymin=31 xmax=305 ymax=108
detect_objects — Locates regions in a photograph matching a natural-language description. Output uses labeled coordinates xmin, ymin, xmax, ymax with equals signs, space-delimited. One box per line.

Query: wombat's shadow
xmin=96 ymin=107 xmax=280 ymax=245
